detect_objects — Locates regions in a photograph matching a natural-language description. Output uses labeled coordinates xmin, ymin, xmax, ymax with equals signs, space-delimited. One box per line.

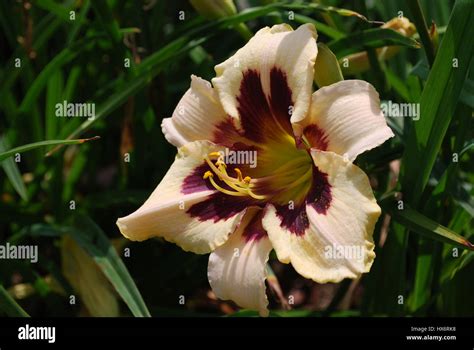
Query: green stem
xmin=367 ymin=48 xmax=386 ymax=94
xmin=406 ymin=0 xmax=435 ymax=66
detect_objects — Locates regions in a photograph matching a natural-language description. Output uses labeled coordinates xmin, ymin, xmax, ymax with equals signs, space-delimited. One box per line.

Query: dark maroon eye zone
xmin=242 ymin=211 xmax=268 ymax=242
xmin=182 ymin=66 xmax=332 ymax=234
xmin=236 ymin=67 xmax=294 ymax=143
xmin=302 ymin=124 xmax=329 ymax=151
xmin=274 ymin=165 xmax=332 ymax=236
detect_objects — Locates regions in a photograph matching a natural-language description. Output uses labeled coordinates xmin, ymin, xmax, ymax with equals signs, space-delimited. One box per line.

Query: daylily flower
xmin=116 ymin=24 xmax=394 ymax=316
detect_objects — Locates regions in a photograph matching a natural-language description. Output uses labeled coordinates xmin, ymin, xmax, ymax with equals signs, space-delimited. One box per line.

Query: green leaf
xmin=54 ymin=37 xmax=207 ymax=148
xmin=328 ymin=28 xmax=420 ymax=58
xmin=0 ymin=137 xmax=100 ymax=162
xmin=0 ymin=136 xmax=28 ymax=201
xmin=411 ymin=60 xmax=474 ymax=108
xmin=91 ymin=0 xmax=122 ymax=43
xmin=61 ymin=73 xmax=154 ymax=141
xmin=0 ymin=15 xmax=61 ymax=101
xmin=45 ymin=70 xmax=63 ymax=139
xmin=409 ymin=102 xmax=472 ymax=312
xmin=62 ymin=66 xmax=82 ymax=102
xmin=406 ymin=0 xmax=436 ymax=66
xmin=280 ymin=3 xmax=370 ymax=22
xmin=35 ymin=0 xmax=77 ymax=22
xmin=381 ymin=195 xmax=474 ymax=251
xmin=438 ymin=248 xmax=474 ymax=316
xmin=9 ymin=224 xmax=62 ymax=245
xmin=67 ymin=0 xmax=91 ymax=44
xmin=460 ymin=78 xmax=474 ymax=108
xmin=401 ymin=0 xmax=474 ymax=206
xmin=385 ymin=67 xmax=411 ymax=102
xmin=18 ymin=42 xmax=90 ymax=116
xmin=0 ymin=284 xmax=29 ymax=317
xmin=291 ymin=13 xmax=345 ymax=40
xmin=67 ymin=216 xmax=151 ymax=317
xmin=361 ymin=220 xmax=407 ymax=316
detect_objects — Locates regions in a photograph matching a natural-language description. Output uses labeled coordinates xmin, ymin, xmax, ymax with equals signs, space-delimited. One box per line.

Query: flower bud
xmin=314 ymin=43 xmax=344 ymax=87
xmin=190 ymin=0 xmax=237 ymax=20
xmin=341 ymin=17 xmax=416 ymax=75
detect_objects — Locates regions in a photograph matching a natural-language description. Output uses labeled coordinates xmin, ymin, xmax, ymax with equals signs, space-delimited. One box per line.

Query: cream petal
xmin=161 ymin=75 xmax=229 ymax=148
xmin=212 ymin=24 xmax=317 ymax=140
xmin=208 ymin=208 xmax=272 ymax=316
xmin=300 ymin=80 xmax=394 ymax=161
xmin=262 ymin=150 xmax=379 ymax=283
xmin=116 ymin=141 xmax=250 ymax=254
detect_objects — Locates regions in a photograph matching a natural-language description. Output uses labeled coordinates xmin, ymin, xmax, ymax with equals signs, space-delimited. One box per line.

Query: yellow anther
xmin=208 ymin=176 xmax=247 ymax=197
xmin=203 ymin=171 xmax=213 ymax=179
xmin=203 ymin=152 xmax=266 ymax=200
xmin=234 ymin=168 xmax=243 ymax=182
xmin=208 ymin=152 xmax=222 ymax=158
xmin=216 ymin=160 xmax=227 ymax=169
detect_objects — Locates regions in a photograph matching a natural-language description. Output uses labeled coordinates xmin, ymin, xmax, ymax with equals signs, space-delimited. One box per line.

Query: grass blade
xmin=0 ymin=136 xmax=28 ymax=201
xmin=0 ymin=284 xmax=30 ymax=317
xmin=67 ymin=216 xmax=151 ymax=317
xmin=91 ymin=0 xmax=121 ymax=43
xmin=0 ymin=137 xmax=100 ymax=162
xmin=67 ymin=0 xmax=91 ymax=44
xmin=409 ymin=102 xmax=472 ymax=312
xmin=411 ymin=60 xmax=474 ymax=108
xmin=50 ymin=37 xmax=206 ymax=153
xmin=328 ymin=28 xmax=420 ymax=58
xmin=45 ymin=70 xmax=63 ymax=139
xmin=18 ymin=42 xmax=90 ymax=116
xmin=291 ymin=13 xmax=345 ymax=40
xmin=401 ymin=0 xmax=474 ymax=206
xmin=35 ymin=0 xmax=76 ymax=22
xmin=406 ymin=0 xmax=436 ymax=65
xmin=381 ymin=195 xmax=474 ymax=251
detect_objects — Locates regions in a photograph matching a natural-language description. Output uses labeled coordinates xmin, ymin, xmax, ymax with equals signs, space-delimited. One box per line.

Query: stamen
xmin=203 ymin=152 xmax=266 ymax=200
xmin=203 ymin=170 xmax=246 ymax=197
xmin=208 ymin=176 xmax=247 ymax=197
xmin=234 ymin=168 xmax=243 ymax=182
xmin=216 ymin=160 xmax=227 ymax=169
xmin=208 ymin=152 xmax=222 ymax=158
